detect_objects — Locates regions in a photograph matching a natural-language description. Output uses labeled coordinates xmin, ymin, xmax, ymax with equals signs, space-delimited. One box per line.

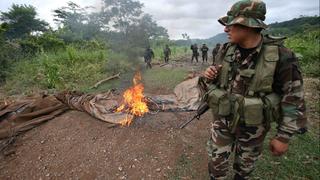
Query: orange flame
xmin=115 ymin=72 xmax=149 ymax=126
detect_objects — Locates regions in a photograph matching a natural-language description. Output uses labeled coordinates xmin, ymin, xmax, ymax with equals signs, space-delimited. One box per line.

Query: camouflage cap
xmin=218 ymin=0 xmax=268 ymax=29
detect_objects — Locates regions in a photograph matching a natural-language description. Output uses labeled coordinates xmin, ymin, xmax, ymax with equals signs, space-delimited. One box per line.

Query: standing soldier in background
xmin=211 ymin=43 xmax=221 ymax=65
xmin=201 ymin=43 xmax=209 ymax=63
xmin=190 ymin=43 xmax=199 ymax=63
xmin=163 ymin=44 xmax=171 ymax=63
xmin=144 ymin=46 xmax=154 ymax=69
xmin=202 ymin=0 xmax=307 ymax=179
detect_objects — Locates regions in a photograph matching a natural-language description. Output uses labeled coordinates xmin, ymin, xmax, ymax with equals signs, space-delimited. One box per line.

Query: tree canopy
xmin=0 ymin=4 xmax=48 ymax=39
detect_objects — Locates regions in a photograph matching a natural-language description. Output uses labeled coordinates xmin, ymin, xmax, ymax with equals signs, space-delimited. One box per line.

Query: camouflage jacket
xmin=144 ymin=48 xmax=154 ymax=60
xmin=191 ymin=45 xmax=198 ymax=54
xmin=201 ymin=46 xmax=209 ymax=53
xmin=163 ymin=47 xmax=171 ymax=56
xmin=213 ymin=35 xmax=307 ymax=143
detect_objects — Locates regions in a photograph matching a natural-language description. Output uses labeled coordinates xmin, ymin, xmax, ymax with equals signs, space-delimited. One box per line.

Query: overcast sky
xmin=0 ymin=0 xmax=319 ymax=39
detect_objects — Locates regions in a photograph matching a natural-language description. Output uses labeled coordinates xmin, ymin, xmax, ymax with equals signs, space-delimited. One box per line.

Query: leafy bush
xmin=36 ymin=33 xmax=66 ymax=52
xmin=3 ymin=40 xmax=141 ymax=95
xmin=285 ymin=30 xmax=320 ymax=77
xmin=19 ymin=38 xmax=42 ymax=55
xmin=4 ymin=44 xmax=137 ymax=94
xmin=71 ymin=39 xmax=108 ymax=51
xmin=17 ymin=33 xmax=66 ymax=55
xmin=0 ymin=36 xmax=23 ymax=82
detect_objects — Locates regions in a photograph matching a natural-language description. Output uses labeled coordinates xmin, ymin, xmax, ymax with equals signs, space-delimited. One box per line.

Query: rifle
xmin=179 ymin=68 xmax=222 ymax=129
xmin=179 ymin=102 xmax=210 ymax=129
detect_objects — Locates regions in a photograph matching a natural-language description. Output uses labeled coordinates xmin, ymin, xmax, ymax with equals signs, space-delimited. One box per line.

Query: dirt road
xmin=0 ymin=107 xmax=212 ymax=179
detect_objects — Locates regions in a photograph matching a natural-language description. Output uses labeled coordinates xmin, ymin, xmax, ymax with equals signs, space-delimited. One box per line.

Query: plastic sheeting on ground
xmin=0 ymin=95 xmax=68 ymax=140
xmin=0 ymin=76 xmax=203 ymax=144
xmin=146 ymin=76 xmax=202 ymax=111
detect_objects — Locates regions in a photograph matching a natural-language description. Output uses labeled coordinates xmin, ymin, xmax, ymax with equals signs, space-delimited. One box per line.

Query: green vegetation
xmin=0 ymin=1 xmax=172 ymax=94
xmin=0 ymin=4 xmax=48 ymax=39
xmin=253 ymin=125 xmax=320 ymax=179
xmin=285 ymin=30 xmax=320 ymax=77
xmin=267 ymin=16 xmax=319 ymax=37
xmin=4 ymin=46 xmax=107 ymax=94
xmin=153 ymin=46 xmax=189 ymax=62
xmin=263 ymin=16 xmax=320 ymax=77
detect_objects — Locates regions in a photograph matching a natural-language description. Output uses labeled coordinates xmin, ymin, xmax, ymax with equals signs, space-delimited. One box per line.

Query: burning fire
xmin=115 ymin=72 xmax=149 ymax=126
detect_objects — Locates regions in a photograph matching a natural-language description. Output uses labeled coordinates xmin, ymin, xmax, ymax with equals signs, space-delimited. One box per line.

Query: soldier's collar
xmin=254 ymin=35 xmax=264 ymax=54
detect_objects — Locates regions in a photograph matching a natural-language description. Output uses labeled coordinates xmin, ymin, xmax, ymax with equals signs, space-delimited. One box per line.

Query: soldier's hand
xmin=203 ymin=65 xmax=222 ymax=80
xmin=269 ymin=138 xmax=289 ymax=156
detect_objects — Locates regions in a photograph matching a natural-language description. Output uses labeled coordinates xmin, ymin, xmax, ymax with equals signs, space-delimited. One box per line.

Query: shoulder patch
xmin=278 ymin=46 xmax=300 ymax=66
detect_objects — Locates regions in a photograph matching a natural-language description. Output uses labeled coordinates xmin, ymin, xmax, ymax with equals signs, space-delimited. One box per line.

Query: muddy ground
xmin=0 ymin=58 xmax=319 ymax=180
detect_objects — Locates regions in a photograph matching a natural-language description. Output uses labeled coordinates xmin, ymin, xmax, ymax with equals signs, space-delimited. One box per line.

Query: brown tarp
xmin=146 ymin=77 xmax=203 ymax=111
xmin=54 ymin=91 xmax=133 ymax=124
xmin=0 ymin=95 xmax=69 ymax=140
xmin=0 ymin=77 xmax=204 ymax=146
xmin=0 ymin=92 xmax=131 ymax=151
xmin=0 ymin=91 xmax=133 ymax=141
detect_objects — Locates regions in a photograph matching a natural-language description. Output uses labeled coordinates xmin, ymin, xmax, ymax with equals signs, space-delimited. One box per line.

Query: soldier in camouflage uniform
xmin=202 ymin=0 xmax=307 ymax=179
xmin=163 ymin=44 xmax=171 ymax=63
xmin=212 ymin=43 xmax=221 ymax=65
xmin=144 ymin=46 xmax=155 ymax=69
xmin=191 ymin=43 xmax=199 ymax=63
xmin=201 ymin=44 xmax=210 ymax=63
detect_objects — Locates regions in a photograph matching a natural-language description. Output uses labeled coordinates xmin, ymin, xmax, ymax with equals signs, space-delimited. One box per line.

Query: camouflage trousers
xmin=191 ymin=53 xmax=199 ymax=63
xmin=207 ymin=117 xmax=269 ymax=180
xmin=164 ymin=55 xmax=169 ymax=63
xmin=202 ymin=53 xmax=208 ymax=62
xmin=145 ymin=59 xmax=152 ymax=69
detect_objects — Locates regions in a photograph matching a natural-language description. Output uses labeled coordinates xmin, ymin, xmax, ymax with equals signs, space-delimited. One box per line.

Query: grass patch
xmin=252 ymin=125 xmax=320 ymax=179
xmin=4 ymin=46 xmax=136 ymax=95
xmin=153 ymin=46 xmax=190 ymax=63
xmin=285 ymin=30 xmax=320 ymax=77
xmin=142 ymin=68 xmax=188 ymax=93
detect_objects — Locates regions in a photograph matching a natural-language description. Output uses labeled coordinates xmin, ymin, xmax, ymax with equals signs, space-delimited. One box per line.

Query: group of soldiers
xmin=143 ymin=43 xmax=222 ymax=69
xmin=143 ymin=44 xmax=171 ymax=69
xmin=190 ymin=43 xmax=222 ymax=64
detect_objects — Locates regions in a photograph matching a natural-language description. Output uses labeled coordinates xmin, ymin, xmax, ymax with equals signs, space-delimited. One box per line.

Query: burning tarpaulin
xmin=0 ymin=74 xmax=204 ymax=147
xmin=53 ymin=74 xmax=204 ymax=125
xmin=114 ymin=72 xmax=149 ymax=126
xmin=53 ymin=72 xmax=151 ymax=125
xmin=54 ymin=75 xmax=204 ymax=125
xmin=54 ymin=90 xmax=130 ymax=124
